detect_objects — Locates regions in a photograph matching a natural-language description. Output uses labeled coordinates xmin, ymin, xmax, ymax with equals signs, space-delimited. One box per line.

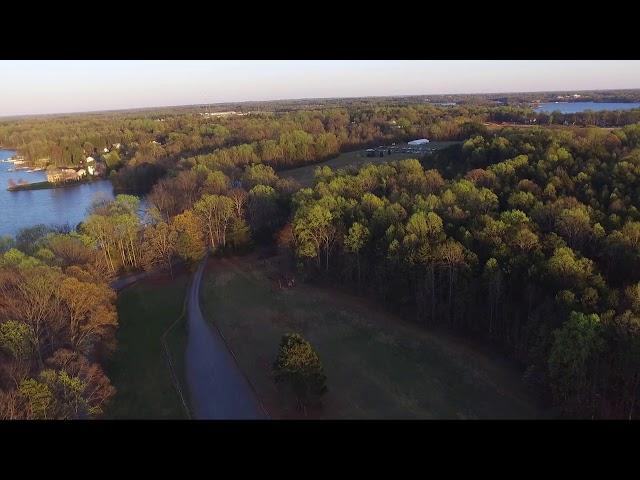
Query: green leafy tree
xmin=548 ymin=311 xmax=605 ymax=417
xmin=18 ymin=378 xmax=53 ymax=419
xmin=344 ymin=222 xmax=370 ymax=288
xmin=0 ymin=321 xmax=35 ymax=361
xmin=273 ymin=333 xmax=327 ymax=413
xmin=171 ymin=210 xmax=206 ymax=264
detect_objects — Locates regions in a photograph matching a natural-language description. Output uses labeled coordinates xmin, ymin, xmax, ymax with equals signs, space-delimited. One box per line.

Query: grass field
xmin=106 ymin=273 xmax=190 ymax=419
xmin=200 ymin=253 xmax=546 ymax=419
xmin=280 ymin=142 xmax=459 ymax=187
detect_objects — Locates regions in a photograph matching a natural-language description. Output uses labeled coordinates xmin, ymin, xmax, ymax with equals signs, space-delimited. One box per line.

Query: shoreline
xmin=7 ymin=177 xmax=105 ymax=192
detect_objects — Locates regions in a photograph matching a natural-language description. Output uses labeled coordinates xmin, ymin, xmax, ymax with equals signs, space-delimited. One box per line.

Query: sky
xmin=0 ymin=60 xmax=639 ymax=116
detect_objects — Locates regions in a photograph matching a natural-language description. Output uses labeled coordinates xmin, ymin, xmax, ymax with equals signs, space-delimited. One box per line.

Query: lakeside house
xmin=47 ymin=168 xmax=82 ymax=183
xmin=46 ymin=158 xmax=105 ymax=184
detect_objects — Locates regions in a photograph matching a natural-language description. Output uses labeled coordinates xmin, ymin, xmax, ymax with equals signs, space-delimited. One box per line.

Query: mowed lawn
xmin=106 ymin=273 xmax=190 ymax=419
xmin=200 ymin=254 xmax=545 ymax=419
xmin=280 ymin=142 xmax=459 ymax=187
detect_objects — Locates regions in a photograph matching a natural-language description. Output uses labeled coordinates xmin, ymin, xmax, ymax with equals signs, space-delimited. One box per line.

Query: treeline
xmin=0 ymin=226 xmax=118 ymax=419
xmin=109 ymin=107 xmax=489 ymax=194
xmin=77 ymin=161 xmax=295 ymax=279
xmin=490 ymin=89 xmax=640 ymax=105
xmin=0 ymin=102 xmax=505 ymax=194
xmin=5 ymin=100 xmax=639 ymax=200
xmin=487 ymin=106 xmax=640 ymax=127
xmin=0 ymin=156 xmax=297 ymax=419
xmin=0 ymin=159 xmax=296 ymax=418
xmin=289 ymin=123 xmax=640 ymax=418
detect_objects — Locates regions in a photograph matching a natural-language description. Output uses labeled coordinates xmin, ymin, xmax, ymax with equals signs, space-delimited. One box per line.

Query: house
xmin=47 ymin=168 xmax=81 ymax=183
xmin=86 ymin=156 xmax=95 ymax=164
xmin=103 ymin=147 xmax=109 ymax=153
xmin=77 ymin=169 xmax=87 ymax=178
xmin=87 ymin=165 xmax=96 ymax=176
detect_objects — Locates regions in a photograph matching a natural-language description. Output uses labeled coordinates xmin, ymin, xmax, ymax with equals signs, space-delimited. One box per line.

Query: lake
xmin=535 ymin=102 xmax=640 ymax=113
xmin=0 ymin=149 xmax=115 ymax=237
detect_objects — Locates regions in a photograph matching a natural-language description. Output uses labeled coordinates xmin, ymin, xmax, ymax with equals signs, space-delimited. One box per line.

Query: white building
xmin=87 ymin=165 xmax=96 ymax=176
xmin=103 ymin=147 xmax=109 ymax=153
xmin=408 ymin=139 xmax=430 ymax=146
xmin=86 ymin=156 xmax=95 ymax=163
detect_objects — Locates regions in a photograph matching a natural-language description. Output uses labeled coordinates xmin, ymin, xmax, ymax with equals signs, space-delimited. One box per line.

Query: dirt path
xmin=185 ymin=257 xmax=266 ymax=419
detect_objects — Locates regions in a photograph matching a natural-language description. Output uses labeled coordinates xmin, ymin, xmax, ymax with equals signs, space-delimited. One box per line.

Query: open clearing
xmin=106 ymin=272 xmax=189 ymax=419
xmin=280 ymin=142 xmax=459 ymax=187
xmin=200 ymin=253 xmax=546 ymax=419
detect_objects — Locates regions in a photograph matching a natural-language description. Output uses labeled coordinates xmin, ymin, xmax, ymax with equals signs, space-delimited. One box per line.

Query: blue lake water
xmin=0 ymin=149 xmax=115 ymax=237
xmin=535 ymin=102 xmax=640 ymax=113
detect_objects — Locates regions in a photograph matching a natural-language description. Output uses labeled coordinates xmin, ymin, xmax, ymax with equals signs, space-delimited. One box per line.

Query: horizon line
xmin=1 ymin=87 xmax=639 ymax=119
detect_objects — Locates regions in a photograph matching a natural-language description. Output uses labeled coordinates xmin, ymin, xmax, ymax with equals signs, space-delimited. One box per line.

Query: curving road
xmin=185 ymin=258 xmax=267 ymax=419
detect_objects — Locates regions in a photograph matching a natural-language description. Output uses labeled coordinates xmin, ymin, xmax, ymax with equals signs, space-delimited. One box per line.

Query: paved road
xmin=110 ymin=271 xmax=150 ymax=291
xmin=185 ymin=258 xmax=267 ymax=419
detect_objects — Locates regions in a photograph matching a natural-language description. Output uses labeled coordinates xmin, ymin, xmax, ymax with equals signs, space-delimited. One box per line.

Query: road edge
xmin=197 ymin=254 xmax=271 ymax=420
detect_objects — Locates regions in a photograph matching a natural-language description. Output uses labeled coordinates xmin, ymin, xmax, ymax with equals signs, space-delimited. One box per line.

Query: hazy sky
xmin=1 ymin=60 xmax=639 ymax=116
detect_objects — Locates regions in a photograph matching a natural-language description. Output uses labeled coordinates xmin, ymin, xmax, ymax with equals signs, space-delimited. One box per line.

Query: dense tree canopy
xmin=3 ymin=95 xmax=640 ymax=419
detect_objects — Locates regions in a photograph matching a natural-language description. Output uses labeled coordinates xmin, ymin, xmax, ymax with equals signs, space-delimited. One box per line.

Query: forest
xmin=290 ymin=124 xmax=640 ymax=418
xmin=1 ymin=95 xmax=640 ymax=418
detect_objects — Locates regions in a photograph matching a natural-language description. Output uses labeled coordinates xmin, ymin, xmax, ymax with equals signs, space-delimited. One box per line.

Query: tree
xmin=228 ymin=188 xmax=248 ymax=219
xmin=45 ymin=349 xmax=116 ymax=418
xmin=243 ymin=163 xmax=278 ymax=188
xmin=273 ymin=333 xmax=327 ymax=414
xmin=0 ymin=320 xmax=35 ymax=386
xmin=141 ymin=221 xmax=178 ymax=276
xmin=227 ymin=217 xmax=251 ymax=251
xmin=18 ymin=378 xmax=53 ymax=419
xmin=548 ymin=311 xmax=604 ymax=417
xmin=556 ymin=205 xmax=592 ymax=249
xmin=194 ymin=194 xmax=235 ymax=251
xmin=171 ymin=210 xmax=206 ymax=264
xmin=293 ymin=204 xmax=336 ymax=272
xmin=58 ymin=277 xmax=118 ymax=357
xmin=435 ymin=239 xmax=470 ymax=323
xmin=0 ymin=320 xmax=35 ymax=362
xmin=203 ymin=170 xmax=230 ymax=195
xmin=247 ymin=185 xmax=280 ymax=240
xmin=344 ymin=222 xmax=369 ymax=288
xmin=0 ymin=265 xmax=65 ymax=365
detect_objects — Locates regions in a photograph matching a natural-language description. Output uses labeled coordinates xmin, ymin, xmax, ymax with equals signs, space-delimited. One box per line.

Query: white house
xmin=103 ymin=147 xmax=109 ymax=153
xmin=86 ymin=156 xmax=95 ymax=163
xmin=77 ymin=169 xmax=87 ymax=178
xmin=87 ymin=165 xmax=96 ymax=176
xmin=408 ymin=139 xmax=430 ymax=146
